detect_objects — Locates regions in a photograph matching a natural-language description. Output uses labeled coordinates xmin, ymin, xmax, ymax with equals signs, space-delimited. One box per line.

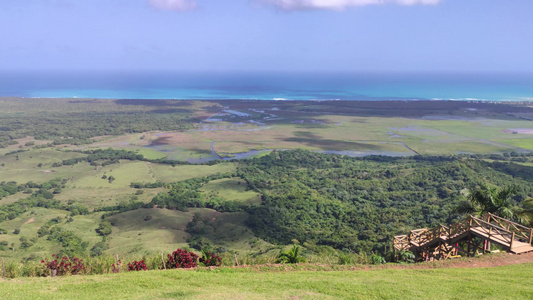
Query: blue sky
xmin=1 ymin=0 xmax=532 ymax=72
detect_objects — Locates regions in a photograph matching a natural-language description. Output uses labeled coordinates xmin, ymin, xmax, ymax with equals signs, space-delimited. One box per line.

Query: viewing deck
xmin=394 ymin=213 xmax=533 ymax=261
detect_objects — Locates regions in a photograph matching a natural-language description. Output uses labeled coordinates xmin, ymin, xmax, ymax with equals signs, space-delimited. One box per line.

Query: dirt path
xmin=222 ymin=252 xmax=533 ymax=273
xmin=373 ymin=252 xmax=533 ymax=271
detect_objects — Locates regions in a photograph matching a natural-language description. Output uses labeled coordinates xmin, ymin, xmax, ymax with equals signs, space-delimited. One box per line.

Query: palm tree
xmin=277 ymin=244 xmax=307 ymax=264
xmin=456 ymin=185 xmax=517 ymax=219
xmin=516 ymin=198 xmax=533 ymax=227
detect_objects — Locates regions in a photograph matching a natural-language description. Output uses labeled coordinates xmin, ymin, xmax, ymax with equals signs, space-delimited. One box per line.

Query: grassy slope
xmin=0 ymin=147 xmax=240 ymax=258
xmin=0 ymin=208 xmax=105 ymax=260
xmin=199 ymin=178 xmax=262 ymax=205
xmin=1 ymin=263 xmax=532 ymax=299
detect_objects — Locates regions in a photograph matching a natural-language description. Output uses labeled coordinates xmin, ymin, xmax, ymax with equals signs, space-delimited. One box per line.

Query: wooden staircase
xmin=394 ymin=213 xmax=533 ymax=261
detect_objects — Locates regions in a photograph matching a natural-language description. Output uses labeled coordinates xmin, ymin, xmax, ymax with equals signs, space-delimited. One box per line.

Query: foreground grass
xmin=1 ymin=263 xmax=532 ymax=299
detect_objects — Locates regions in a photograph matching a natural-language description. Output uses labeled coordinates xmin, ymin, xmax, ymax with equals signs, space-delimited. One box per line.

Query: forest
xmin=134 ymin=150 xmax=533 ymax=253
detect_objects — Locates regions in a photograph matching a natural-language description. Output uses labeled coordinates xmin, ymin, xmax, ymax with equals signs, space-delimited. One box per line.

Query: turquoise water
xmin=1 ymin=71 xmax=532 ymax=101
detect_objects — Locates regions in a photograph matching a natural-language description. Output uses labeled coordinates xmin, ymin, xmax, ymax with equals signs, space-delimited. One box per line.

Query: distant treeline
xmin=56 ymin=148 xmax=217 ymax=167
xmin=0 ymin=99 xmax=198 ymax=147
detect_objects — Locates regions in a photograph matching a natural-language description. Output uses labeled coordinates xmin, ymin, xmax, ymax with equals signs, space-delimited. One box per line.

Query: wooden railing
xmin=408 ymin=228 xmax=428 ymax=246
xmin=469 ymin=215 xmax=514 ymax=247
xmin=483 ymin=213 xmax=533 ymax=244
xmin=449 ymin=217 xmax=471 ymax=238
xmin=422 ymin=225 xmax=449 ymax=244
xmin=393 ymin=235 xmax=410 ymax=251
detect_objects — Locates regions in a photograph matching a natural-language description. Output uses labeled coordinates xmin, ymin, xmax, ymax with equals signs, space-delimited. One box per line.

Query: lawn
xmin=1 ymin=263 xmax=531 ymax=299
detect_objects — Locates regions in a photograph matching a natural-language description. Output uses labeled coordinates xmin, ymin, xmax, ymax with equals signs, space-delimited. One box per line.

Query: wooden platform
xmin=470 ymin=227 xmax=533 ymax=254
xmin=394 ymin=213 xmax=533 ymax=261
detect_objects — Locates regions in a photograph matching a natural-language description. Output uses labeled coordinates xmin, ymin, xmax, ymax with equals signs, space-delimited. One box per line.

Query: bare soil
xmin=221 ymin=252 xmax=533 ymax=273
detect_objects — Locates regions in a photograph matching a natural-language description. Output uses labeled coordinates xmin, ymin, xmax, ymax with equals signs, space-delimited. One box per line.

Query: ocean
xmin=1 ymin=71 xmax=532 ymax=101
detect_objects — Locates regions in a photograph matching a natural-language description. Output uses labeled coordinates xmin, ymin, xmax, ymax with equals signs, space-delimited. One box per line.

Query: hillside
xmin=1 ymin=148 xmax=532 ymax=261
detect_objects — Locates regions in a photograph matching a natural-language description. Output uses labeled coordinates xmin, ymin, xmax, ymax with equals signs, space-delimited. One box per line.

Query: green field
xmin=200 ymin=178 xmax=262 ymax=205
xmin=1 ymin=263 xmax=532 ymax=299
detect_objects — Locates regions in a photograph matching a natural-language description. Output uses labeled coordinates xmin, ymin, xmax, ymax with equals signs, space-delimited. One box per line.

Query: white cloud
xmin=260 ymin=0 xmax=441 ymax=11
xmin=148 ymin=0 xmax=197 ymax=12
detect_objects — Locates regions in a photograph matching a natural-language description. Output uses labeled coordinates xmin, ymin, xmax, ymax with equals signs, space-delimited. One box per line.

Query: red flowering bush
xmin=112 ymin=260 xmax=122 ymax=273
xmin=199 ymin=251 xmax=222 ymax=267
xmin=41 ymin=254 xmax=84 ymax=276
xmin=166 ymin=248 xmax=199 ymax=269
xmin=127 ymin=260 xmax=148 ymax=271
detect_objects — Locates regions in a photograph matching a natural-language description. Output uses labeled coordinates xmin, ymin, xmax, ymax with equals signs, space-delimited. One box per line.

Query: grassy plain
xmin=1 ymin=263 xmax=532 ymax=299
xmin=57 ymin=100 xmax=533 ymax=158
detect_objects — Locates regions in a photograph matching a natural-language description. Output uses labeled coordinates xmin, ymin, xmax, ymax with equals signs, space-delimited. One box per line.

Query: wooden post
xmin=529 ymin=229 xmax=533 ymax=245
xmin=116 ymin=255 xmax=120 ymax=273
xmin=326 ymin=256 xmax=331 ymax=266
xmin=2 ymin=257 xmax=5 ymax=278
xmin=510 ymin=232 xmax=515 ymax=250
xmin=467 ymin=234 xmax=471 ymax=256
xmin=161 ymin=252 xmax=166 ymax=270
xmin=234 ymin=253 xmax=239 ymax=266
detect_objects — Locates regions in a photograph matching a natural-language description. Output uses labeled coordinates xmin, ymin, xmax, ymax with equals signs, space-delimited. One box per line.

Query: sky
xmin=1 ymin=0 xmax=532 ymax=73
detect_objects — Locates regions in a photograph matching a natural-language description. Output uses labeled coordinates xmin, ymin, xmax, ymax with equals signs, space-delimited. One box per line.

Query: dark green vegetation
xmin=0 ymin=98 xmax=199 ymax=147
xmin=1 ymin=263 xmax=532 ymax=299
xmin=151 ymin=150 xmax=533 ymax=253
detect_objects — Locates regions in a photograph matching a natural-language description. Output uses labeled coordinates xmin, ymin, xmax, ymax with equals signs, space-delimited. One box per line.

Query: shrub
xmin=96 ymin=221 xmax=112 ymax=236
xmin=90 ymin=242 xmax=109 ymax=257
xmin=41 ymin=255 xmax=85 ymax=276
xmin=199 ymin=251 xmax=222 ymax=267
xmin=398 ymin=251 xmax=415 ymax=264
xmin=111 ymin=260 xmax=122 ymax=273
xmin=371 ymin=253 xmax=386 ymax=265
xmin=127 ymin=260 xmax=148 ymax=271
xmin=166 ymin=248 xmax=199 ymax=269
xmin=337 ymin=253 xmax=353 ymax=265
xmin=277 ymin=244 xmax=307 ymax=264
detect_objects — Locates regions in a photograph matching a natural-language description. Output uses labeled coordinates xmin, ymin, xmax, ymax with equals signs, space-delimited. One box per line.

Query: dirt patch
xmin=374 ymin=252 xmax=533 ymax=270
xmin=24 ymin=218 xmax=34 ymax=224
xmin=221 ymin=252 xmax=533 ymax=272
xmin=502 ymin=128 xmax=533 ymax=134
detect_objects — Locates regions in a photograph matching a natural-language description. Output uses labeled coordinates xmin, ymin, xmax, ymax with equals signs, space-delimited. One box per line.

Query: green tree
xmin=456 ymin=185 xmax=518 ymax=219
xmin=517 ymin=198 xmax=533 ymax=227
xmin=96 ymin=221 xmax=112 ymax=236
